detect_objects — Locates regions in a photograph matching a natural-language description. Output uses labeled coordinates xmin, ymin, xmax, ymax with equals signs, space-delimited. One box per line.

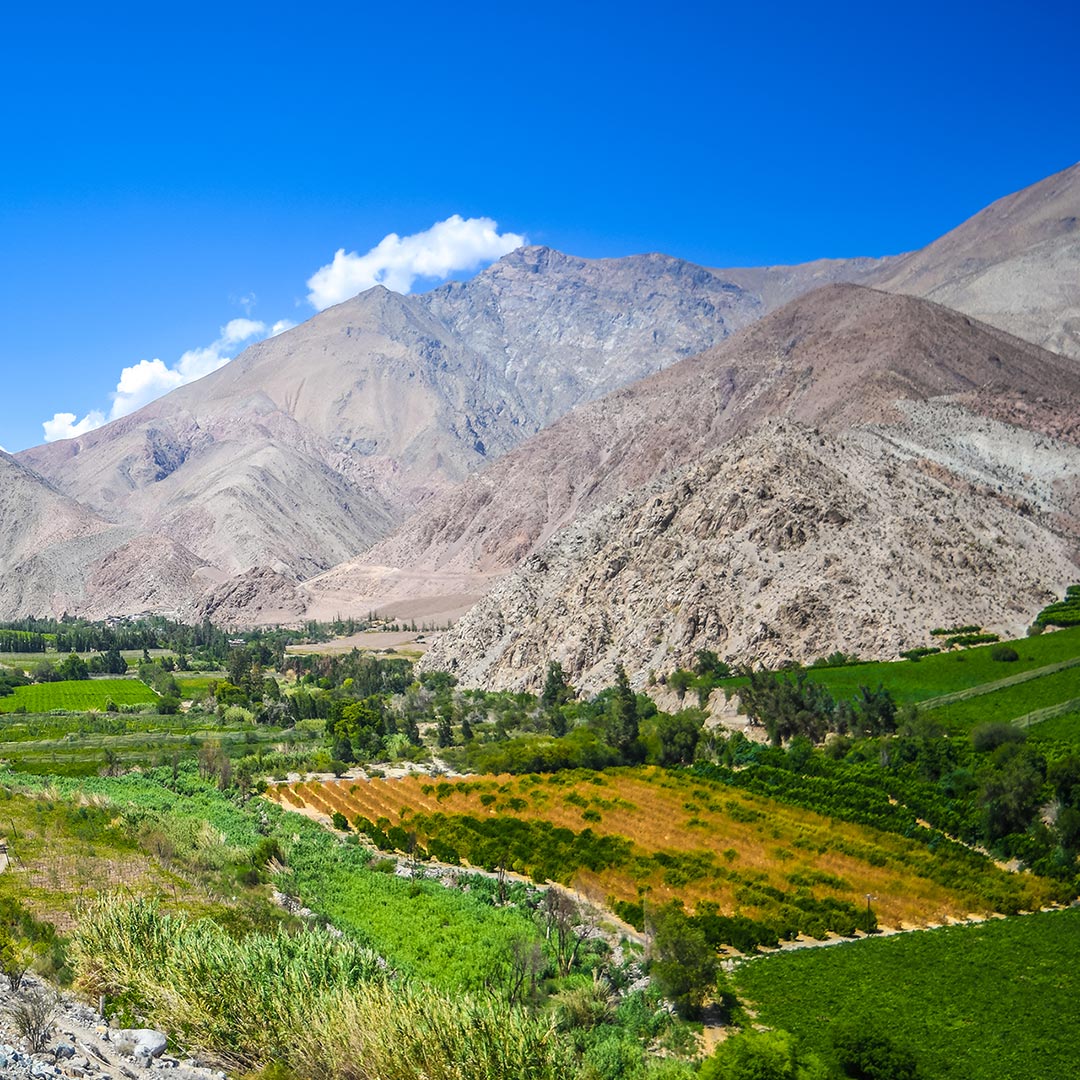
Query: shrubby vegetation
xmin=0 ymin=614 xmax=1077 ymax=1078
xmin=1035 ymin=584 xmax=1080 ymax=628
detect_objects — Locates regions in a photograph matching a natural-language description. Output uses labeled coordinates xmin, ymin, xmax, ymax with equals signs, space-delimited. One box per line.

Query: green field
xmin=924 ymin=663 xmax=1080 ymax=732
xmin=1028 ymin=707 xmax=1080 ymax=743
xmin=712 ymin=626 xmax=1080 ymax=706
xmin=0 ymin=679 xmax=158 ymax=714
xmin=12 ymin=768 xmax=546 ymax=994
xmin=174 ymin=674 xmax=227 ymax=697
xmin=733 ymin=908 xmax=1080 ymax=1080
xmin=0 ymin=648 xmax=177 ymax=666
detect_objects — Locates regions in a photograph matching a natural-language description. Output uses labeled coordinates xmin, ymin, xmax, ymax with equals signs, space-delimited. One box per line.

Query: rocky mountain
xmin=421 ymin=246 xmax=763 ymax=425
xmin=5 ymin=163 xmax=1079 ymax=629
xmin=15 ymin=250 xmax=753 ymax=605
xmin=420 ymin=422 xmax=1080 ymax=691
xmin=872 ymin=161 xmax=1080 ymax=359
xmin=313 ymin=284 xmax=1080 ymax=619
xmin=0 ymin=452 xmax=208 ymax=620
xmin=0 ymin=451 xmax=121 ymax=619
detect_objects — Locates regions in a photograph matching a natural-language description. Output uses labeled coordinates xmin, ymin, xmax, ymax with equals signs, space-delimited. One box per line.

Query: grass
xmin=733 ymin=908 xmax=1080 ymax=1080
xmin=0 ymin=679 xmax=158 ymax=714
xmin=711 ymin=626 xmax=1080 ymax=706
xmin=923 ymin=663 xmax=1080 ymax=733
xmin=270 ymin=768 xmax=1056 ymax=931
xmin=0 ymin=785 xmax=246 ymax=932
xmin=174 ymin=674 xmax=226 ymax=696
xmin=8 ymin=768 xmax=545 ymax=995
xmin=1028 ymin=707 xmax=1080 ymax=744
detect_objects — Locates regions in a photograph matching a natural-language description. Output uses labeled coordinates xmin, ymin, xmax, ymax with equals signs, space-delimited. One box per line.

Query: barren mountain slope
xmin=873 ymin=162 xmax=1080 ymax=358
xmin=310 ymin=284 xmax=1080 ymax=613
xmin=0 ymin=452 xmax=208 ymax=620
xmin=13 ymin=250 xmax=751 ymax=608
xmin=421 ymin=245 xmax=763 ymax=424
xmin=419 ymin=423 xmax=1080 ymax=691
xmin=716 ymin=255 xmax=890 ymax=313
xmin=18 ymin=286 xmax=524 ymax=515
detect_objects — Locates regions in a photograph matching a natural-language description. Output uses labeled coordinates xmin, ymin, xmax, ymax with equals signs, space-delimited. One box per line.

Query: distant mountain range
xmin=5 ymin=162 xmax=1079 ymax=687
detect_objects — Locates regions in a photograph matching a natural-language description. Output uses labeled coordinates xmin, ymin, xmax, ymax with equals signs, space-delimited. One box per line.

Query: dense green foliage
xmin=734 ymin=908 xmax=1080 ymax=1080
xmin=709 ymin=627 xmax=1080 ymax=705
xmin=73 ymin=897 xmax=576 ymax=1080
xmin=1036 ymin=584 xmax=1080 ymax=628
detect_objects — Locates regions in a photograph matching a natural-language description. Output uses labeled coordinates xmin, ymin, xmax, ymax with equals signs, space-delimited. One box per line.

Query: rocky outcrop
xmin=420 ymin=424 xmax=1078 ymax=691
xmin=191 ymin=566 xmax=309 ymax=628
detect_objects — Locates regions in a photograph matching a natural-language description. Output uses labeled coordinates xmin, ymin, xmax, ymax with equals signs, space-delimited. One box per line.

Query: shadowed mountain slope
xmin=312 ymin=284 xmax=1080 ymax=619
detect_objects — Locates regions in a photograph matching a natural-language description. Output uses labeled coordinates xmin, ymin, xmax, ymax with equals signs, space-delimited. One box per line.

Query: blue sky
xmin=1 ymin=0 xmax=1076 ymax=451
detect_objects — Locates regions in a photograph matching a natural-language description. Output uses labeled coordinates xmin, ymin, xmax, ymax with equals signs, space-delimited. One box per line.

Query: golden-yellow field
xmin=269 ymin=767 xmax=1055 ymax=929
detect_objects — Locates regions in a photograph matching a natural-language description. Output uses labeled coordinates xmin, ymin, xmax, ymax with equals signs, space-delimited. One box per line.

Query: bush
xmin=3 ymin=987 xmax=57 ymax=1053
xmin=700 ymin=1029 xmax=830 ymax=1080
xmin=989 ymin=645 xmax=1019 ymax=662
xmin=971 ymin=723 xmax=1026 ymax=753
xmin=831 ymin=1023 xmax=921 ymax=1080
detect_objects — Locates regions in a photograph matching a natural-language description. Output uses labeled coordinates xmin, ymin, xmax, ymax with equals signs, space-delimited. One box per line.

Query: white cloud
xmin=41 ymin=319 xmax=271 ymax=442
xmin=42 ymin=410 xmax=107 ymax=442
xmin=108 ymin=318 xmax=268 ymax=420
xmin=306 ymin=214 xmax=525 ymax=310
xmin=38 ymin=212 xmax=522 ymax=443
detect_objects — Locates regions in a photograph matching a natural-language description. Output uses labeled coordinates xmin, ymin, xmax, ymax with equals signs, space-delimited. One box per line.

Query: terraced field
xmin=710 ymin=626 xmax=1080 ymax=705
xmin=269 ymin=768 xmax=1056 ymax=933
xmin=1028 ymin=707 xmax=1080 ymax=744
xmin=924 ymin=661 xmax=1080 ymax=733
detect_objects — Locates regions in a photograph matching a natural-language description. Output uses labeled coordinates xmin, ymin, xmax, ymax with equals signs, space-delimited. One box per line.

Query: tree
xmin=668 ymin=669 xmax=694 ymax=701
xmin=979 ymin=746 xmax=1045 ymax=843
xmin=649 ymin=903 xmax=717 ymax=1019
xmin=436 ymin=711 xmax=454 ymax=748
xmin=226 ymin=646 xmax=253 ymax=691
xmin=540 ymin=661 xmax=574 ymax=710
xmin=89 ymin=648 xmax=127 ymax=675
xmin=737 ymin=666 xmax=835 ymax=745
xmin=694 ymin=649 xmax=731 ymax=680
xmin=606 ymin=664 xmax=642 ymax=762
xmin=854 ymin=684 xmax=897 ymax=737
xmin=55 ymin=653 xmax=89 ymax=681
xmin=700 ymin=1029 xmax=830 ymax=1080
xmin=646 ymin=710 xmax=704 ymax=766
xmin=541 ymin=888 xmax=600 ymax=976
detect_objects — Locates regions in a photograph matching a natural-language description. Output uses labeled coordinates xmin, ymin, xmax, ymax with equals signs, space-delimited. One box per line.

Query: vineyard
xmin=268 ymin=768 xmax=1057 ymax=934
xmin=709 ymin=625 xmax=1080 ymax=706
xmin=734 ymin=907 xmax=1080 ymax=1080
xmin=0 ymin=678 xmax=158 ymax=714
